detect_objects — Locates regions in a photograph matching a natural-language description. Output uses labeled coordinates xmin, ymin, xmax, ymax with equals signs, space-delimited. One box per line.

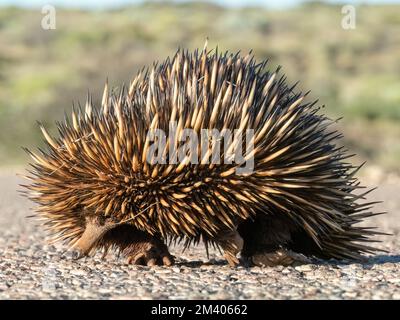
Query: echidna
xmin=22 ymin=44 xmax=384 ymax=267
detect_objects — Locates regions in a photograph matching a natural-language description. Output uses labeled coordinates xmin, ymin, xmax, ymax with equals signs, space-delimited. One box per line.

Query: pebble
xmin=295 ymin=264 xmax=314 ymax=272
xmin=70 ymin=269 xmax=87 ymax=276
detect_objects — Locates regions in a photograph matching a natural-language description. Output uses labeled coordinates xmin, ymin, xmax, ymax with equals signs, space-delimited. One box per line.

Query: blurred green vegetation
xmin=0 ymin=2 xmax=399 ymax=171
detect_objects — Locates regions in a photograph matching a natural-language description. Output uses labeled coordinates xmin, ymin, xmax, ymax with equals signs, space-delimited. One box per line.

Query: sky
xmin=0 ymin=0 xmax=399 ymax=9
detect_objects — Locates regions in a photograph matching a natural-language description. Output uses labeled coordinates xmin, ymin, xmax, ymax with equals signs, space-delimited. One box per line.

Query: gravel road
xmin=0 ymin=167 xmax=399 ymax=299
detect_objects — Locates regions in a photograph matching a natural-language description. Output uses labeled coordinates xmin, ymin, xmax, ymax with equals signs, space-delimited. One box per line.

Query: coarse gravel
xmin=0 ymin=167 xmax=399 ymax=299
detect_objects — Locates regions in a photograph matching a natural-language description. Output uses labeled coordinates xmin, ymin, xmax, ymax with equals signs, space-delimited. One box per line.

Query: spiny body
xmin=23 ymin=45 xmax=383 ymax=266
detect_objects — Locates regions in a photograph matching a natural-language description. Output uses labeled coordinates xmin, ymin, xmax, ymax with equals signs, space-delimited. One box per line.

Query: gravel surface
xmin=0 ymin=167 xmax=399 ymax=299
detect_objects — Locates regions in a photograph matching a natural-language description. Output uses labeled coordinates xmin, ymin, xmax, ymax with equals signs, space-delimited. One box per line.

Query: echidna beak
xmin=71 ymin=250 xmax=85 ymax=260
xmin=70 ymin=217 xmax=116 ymax=259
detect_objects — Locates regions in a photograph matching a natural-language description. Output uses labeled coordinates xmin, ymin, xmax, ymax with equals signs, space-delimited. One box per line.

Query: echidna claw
xmin=162 ymin=255 xmax=174 ymax=266
xmin=125 ymin=242 xmax=174 ymax=266
xmin=147 ymin=258 xmax=157 ymax=266
xmin=127 ymin=253 xmax=146 ymax=265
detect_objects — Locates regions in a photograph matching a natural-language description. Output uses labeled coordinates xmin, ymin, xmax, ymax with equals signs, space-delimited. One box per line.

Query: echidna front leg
xmin=215 ymin=228 xmax=244 ymax=267
xmin=100 ymin=225 xmax=174 ymax=266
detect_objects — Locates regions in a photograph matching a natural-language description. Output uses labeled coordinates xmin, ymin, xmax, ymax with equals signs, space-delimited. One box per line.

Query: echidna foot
xmin=250 ymin=248 xmax=311 ymax=267
xmin=124 ymin=237 xmax=174 ymax=266
xmin=216 ymin=229 xmax=244 ymax=267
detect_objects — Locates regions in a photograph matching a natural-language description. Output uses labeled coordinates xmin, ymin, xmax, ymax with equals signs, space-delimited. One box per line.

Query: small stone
xmin=281 ymin=268 xmax=291 ymax=274
xmin=343 ymin=291 xmax=358 ymax=298
xmin=70 ymin=269 xmax=87 ymax=276
xmin=155 ymin=268 xmax=172 ymax=274
xmin=392 ymin=292 xmax=400 ymax=299
xmin=172 ymin=267 xmax=181 ymax=273
xmin=295 ymin=264 xmax=313 ymax=272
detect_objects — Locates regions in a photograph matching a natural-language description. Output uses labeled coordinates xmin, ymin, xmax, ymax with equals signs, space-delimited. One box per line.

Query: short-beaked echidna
xmin=22 ymin=45 xmax=384 ymax=267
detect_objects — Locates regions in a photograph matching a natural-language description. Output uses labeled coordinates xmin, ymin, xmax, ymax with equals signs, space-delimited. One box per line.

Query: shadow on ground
xmin=174 ymin=254 xmax=400 ymax=268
